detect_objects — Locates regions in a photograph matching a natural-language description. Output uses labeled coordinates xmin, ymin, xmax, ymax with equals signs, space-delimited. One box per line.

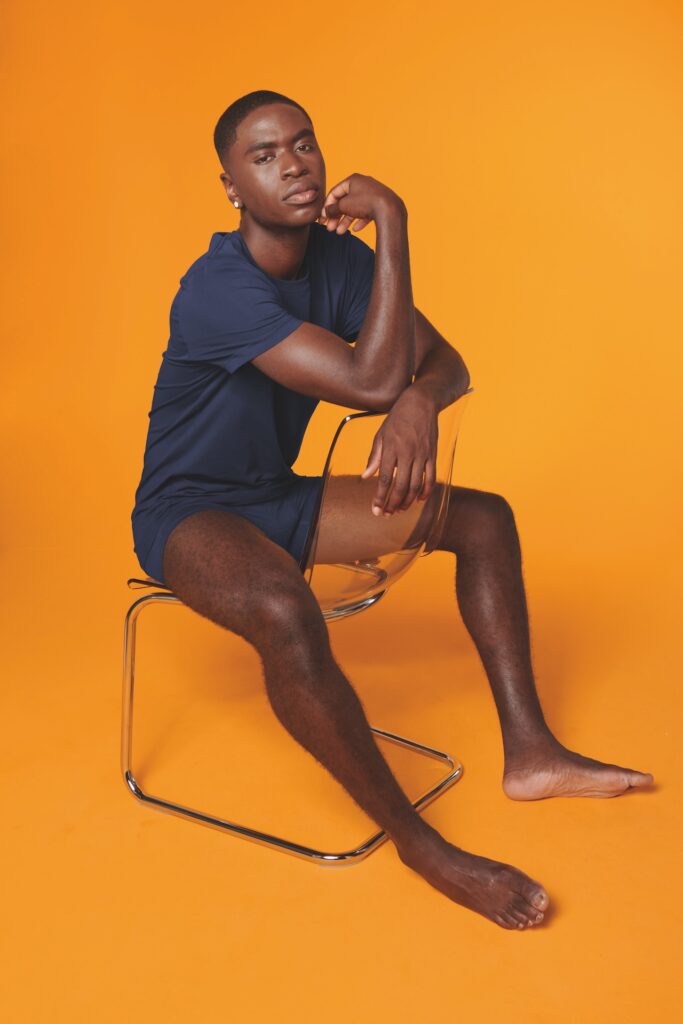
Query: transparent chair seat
xmin=301 ymin=388 xmax=473 ymax=619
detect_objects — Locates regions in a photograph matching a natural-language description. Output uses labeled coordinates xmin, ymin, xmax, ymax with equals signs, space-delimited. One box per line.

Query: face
xmin=220 ymin=103 xmax=326 ymax=227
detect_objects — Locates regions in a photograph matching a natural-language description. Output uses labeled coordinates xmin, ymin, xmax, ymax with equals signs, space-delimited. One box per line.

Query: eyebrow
xmin=243 ymin=127 xmax=315 ymax=156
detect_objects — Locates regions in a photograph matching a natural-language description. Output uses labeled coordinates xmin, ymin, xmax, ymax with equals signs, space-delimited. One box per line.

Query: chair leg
xmin=122 ymin=590 xmax=464 ymax=866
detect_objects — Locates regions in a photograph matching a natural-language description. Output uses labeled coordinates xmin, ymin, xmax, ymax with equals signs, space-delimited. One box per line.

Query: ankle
xmin=394 ymin=821 xmax=445 ymax=866
xmin=502 ymin=723 xmax=558 ymax=762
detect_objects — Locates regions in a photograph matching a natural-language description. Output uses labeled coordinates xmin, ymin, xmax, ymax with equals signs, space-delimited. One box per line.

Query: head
xmin=214 ymin=91 xmax=326 ymax=229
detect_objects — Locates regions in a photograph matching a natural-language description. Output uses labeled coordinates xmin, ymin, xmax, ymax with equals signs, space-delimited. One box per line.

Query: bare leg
xmin=161 ymin=508 xmax=549 ymax=929
xmin=435 ymin=487 xmax=654 ymax=799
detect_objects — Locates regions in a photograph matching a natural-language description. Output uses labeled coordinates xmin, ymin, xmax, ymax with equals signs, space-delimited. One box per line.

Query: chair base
xmin=124 ymin=726 xmax=462 ymax=865
xmin=122 ymin=581 xmax=463 ymax=865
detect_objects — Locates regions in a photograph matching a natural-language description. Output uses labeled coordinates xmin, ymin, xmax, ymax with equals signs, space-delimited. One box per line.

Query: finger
xmin=321 ymin=174 xmax=359 ymax=230
xmin=399 ymin=460 xmax=426 ymax=511
xmin=352 ymin=218 xmax=371 ymax=231
xmin=384 ymin=458 xmax=415 ymax=514
xmin=360 ymin=436 xmax=382 ymax=478
xmin=418 ymin=457 xmax=436 ymax=501
xmin=326 ymin=179 xmax=352 ymax=200
xmin=322 ymin=201 xmax=342 ymax=232
xmin=372 ymin=450 xmax=398 ymax=516
xmin=319 ymin=181 xmax=348 ymax=217
xmin=334 ymin=214 xmax=355 ymax=234
xmin=321 ymin=184 xmax=350 ymax=229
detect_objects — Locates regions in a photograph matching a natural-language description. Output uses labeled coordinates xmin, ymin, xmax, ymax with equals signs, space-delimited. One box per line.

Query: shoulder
xmin=174 ymin=231 xmax=277 ymax=325
xmin=171 ymin=233 xmax=278 ymax=342
xmin=178 ymin=231 xmax=261 ymax=289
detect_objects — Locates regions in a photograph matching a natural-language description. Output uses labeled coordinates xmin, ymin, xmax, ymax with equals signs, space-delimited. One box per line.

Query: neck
xmin=238 ymin=218 xmax=310 ymax=280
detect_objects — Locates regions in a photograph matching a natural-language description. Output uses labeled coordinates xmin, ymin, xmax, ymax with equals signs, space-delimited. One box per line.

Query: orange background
xmin=3 ymin=0 xmax=682 ymax=1019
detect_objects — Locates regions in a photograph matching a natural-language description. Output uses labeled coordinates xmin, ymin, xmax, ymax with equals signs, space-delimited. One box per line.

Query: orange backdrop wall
xmin=2 ymin=1 xmax=682 ymax=1021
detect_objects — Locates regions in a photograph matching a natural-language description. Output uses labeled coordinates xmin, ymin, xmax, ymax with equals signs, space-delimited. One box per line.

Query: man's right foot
xmin=397 ymin=827 xmax=550 ymax=930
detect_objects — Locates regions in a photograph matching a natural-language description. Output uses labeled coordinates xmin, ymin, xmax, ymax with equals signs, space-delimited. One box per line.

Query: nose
xmin=281 ymin=149 xmax=309 ymax=177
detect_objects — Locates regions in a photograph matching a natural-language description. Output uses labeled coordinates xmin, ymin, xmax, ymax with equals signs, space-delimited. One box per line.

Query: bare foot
xmin=503 ymin=737 xmax=654 ymax=800
xmin=398 ymin=826 xmax=550 ymax=931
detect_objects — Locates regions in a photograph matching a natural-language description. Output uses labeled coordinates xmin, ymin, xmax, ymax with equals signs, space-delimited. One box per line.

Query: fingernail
xmin=372 ymin=507 xmax=381 ymax=516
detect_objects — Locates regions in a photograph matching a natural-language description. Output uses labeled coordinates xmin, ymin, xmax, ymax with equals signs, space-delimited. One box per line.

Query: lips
xmin=283 ymin=183 xmax=319 ymax=203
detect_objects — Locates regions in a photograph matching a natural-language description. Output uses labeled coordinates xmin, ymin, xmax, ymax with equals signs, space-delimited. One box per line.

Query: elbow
xmin=351 ymin=365 xmax=406 ymax=412
xmin=367 ymin=394 xmax=396 ymax=413
xmin=364 ymin=382 xmax=404 ymax=412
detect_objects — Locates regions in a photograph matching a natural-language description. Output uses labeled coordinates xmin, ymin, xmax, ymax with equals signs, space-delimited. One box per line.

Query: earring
xmin=233 ymin=200 xmax=240 ymax=208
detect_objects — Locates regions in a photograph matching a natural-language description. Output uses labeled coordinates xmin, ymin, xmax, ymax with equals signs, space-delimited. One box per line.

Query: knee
xmin=254 ymin=583 xmax=328 ymax=653
xmin=465 ymin=491 xmax=517 ymax=550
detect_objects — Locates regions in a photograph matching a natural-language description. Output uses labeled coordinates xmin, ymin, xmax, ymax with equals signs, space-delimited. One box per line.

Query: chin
xmin=284 ymin=205 xmax=322 ymax=224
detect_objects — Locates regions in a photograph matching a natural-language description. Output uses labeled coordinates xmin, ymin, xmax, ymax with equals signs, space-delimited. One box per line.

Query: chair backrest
xmin=301 ymin=387 xmax=474 ymax=620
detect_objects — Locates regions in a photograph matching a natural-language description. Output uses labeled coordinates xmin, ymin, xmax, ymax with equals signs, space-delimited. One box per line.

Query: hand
xmin=318 ymin=173 xmax=404 ymax=235
xmin=360 ymin=387 xmax=439 ymax=516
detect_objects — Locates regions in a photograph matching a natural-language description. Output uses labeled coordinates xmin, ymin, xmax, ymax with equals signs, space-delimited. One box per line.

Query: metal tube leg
xmin=121 ymin=586 xmax=464 ymax=865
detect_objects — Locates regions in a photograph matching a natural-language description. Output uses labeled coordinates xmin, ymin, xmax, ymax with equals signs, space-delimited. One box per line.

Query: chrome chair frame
xmin=122 ymin=393 xmax=473 ymax=865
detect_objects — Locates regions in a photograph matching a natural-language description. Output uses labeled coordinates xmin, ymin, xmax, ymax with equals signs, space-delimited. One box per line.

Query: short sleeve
xmin=338 ymin=233 xmax=376 ymax=342
xmin=174 ymin=264 xmax=304 ymax=374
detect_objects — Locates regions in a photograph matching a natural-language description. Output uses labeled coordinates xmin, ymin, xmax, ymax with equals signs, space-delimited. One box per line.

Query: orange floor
xmin=2 ymin=528 xmax=680 ymax=1020
xmin=3 ymin=1 xmax=682 ymax=1020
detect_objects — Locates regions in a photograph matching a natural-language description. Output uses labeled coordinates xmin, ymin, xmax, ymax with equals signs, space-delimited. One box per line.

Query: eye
xmin=254 ymin=143 xmax=315 ymax=164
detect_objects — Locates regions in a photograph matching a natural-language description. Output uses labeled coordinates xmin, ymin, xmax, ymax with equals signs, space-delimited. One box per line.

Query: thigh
xmin=161 ymin=508 xmax=328 ymax=653
xmin=309 ymin=479 xmax=513 ymax=562
xmin=311 ymin=474 xmax=443 ymax=564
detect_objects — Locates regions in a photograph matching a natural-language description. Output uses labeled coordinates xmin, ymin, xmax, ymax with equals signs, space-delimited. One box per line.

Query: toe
xmin=513 ymin=896 xmax=543 ymax=923
xmin=493 ymin=913 xmax=515 ymax=930
xmin=497 ymin=912 xmax=522 ymax=930
xmin=627 ymin=770 xmax=654 ymax=787
xmin=509 ymin=901 xmax=534 ymax=928
xmin=523 ymin=882 xmax=549 ymax=912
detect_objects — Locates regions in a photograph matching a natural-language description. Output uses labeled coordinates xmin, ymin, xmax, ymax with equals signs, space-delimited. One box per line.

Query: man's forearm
xmin=352 ymin=201 xmax=416 ymax=406
xmin=408 ymin=342 xmax=471 ymax=413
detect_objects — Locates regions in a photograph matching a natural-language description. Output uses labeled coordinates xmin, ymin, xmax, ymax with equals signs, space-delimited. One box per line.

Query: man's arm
xmin=349 ymin=201 xmax=416 ymax=402
xmin=251 ymin=177 xmax=415 ymax=412
xmin=408 ymin=306 xmax=471 ymax=411
xmin=360 ymin=307 xmax=471 ymax=516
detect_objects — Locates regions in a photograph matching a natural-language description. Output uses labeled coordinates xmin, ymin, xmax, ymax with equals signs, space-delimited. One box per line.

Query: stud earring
xmin=233 ymin=200 xmax=240 ymax=208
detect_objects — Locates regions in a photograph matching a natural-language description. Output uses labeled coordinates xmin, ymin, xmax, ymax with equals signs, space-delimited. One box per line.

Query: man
xmin=131 ymin=90 xmax=653 ymax=930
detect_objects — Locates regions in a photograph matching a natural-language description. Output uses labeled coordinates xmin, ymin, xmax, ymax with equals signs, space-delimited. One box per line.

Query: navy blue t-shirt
xmin=131 ymin=222 xmax=375 ymax=547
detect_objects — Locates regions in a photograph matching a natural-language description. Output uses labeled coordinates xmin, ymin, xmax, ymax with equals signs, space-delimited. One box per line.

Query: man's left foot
xmin=503 ymin=738 xmax=654 ymax=800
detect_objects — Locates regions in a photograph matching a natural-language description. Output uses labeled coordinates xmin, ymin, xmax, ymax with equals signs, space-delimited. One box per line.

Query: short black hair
xmin=213 ymin=90 xmax=313 ymax=169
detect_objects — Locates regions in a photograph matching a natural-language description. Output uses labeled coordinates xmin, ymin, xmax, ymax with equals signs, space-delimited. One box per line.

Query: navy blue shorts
xmin=133 ymin=474 xmax=325 ymax=586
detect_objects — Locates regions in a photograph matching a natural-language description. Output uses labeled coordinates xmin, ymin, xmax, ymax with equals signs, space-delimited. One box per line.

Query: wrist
xmin=374 ymin=196 xmax=408 ymax=228
xmin=404 ymin=377 xmax=439 ymax=412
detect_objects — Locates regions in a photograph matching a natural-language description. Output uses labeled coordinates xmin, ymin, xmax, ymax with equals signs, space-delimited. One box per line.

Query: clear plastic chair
xmin=122 ymin=386 xmax=474 ymax=865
